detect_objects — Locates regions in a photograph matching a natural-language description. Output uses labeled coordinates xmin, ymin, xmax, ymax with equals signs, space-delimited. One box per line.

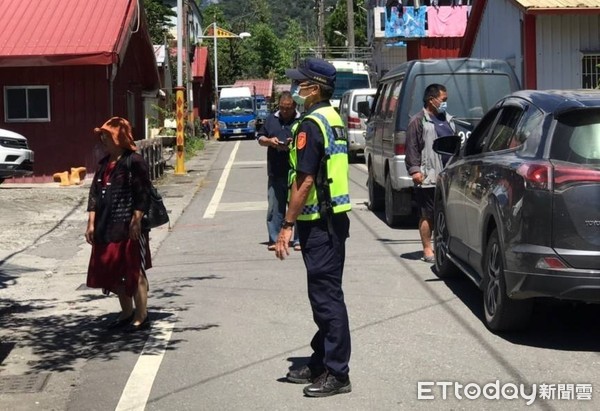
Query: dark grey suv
xmin=433 ymin=90 xmax=600 ymax=332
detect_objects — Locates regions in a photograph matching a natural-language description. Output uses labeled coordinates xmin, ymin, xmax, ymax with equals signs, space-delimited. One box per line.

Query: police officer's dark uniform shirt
xmin=295 ymin=101 xmax=329 ymax=178
xmin=257 ymin=110 xmax=298 ymax=178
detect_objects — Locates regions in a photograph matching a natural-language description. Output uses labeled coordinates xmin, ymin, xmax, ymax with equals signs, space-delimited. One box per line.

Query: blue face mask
xmin=437 ymin=101 xmax=448 ymax=114
xmin=292 ymin=89 xmax=306 ymax=106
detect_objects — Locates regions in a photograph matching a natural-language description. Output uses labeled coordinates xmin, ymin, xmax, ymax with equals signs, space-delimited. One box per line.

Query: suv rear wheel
xmin=483 ymin=229 xmax=533 ymax=331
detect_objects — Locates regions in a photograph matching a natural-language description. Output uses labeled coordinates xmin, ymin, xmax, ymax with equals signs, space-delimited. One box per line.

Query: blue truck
xmin=216 ymin=86 xmax=257 ymax=140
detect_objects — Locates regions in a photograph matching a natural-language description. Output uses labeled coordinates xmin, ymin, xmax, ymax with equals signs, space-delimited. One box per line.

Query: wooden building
xmin=0 ymin=0 xmax=159 ymax=181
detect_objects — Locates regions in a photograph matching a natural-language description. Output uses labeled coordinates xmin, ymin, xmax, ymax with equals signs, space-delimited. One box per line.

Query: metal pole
xmin=214 ymin=21 xmax=218 ymax=104
xmin=347 ymin=0 xmax=355 ymax=59
xmin=317 ymin=0 xmax=324 ymax=58
xmin=175 ymin=0 xmax=186 ymax=174
xmin=177 ymin=0 xmax=183 ymax=87
xmin=213 ymin=21 xmax=220 ymax=140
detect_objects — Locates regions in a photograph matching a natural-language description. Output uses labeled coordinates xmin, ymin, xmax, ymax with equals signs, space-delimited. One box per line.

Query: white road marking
xmin=203 ymin=141 xmax=240 ymax=219
xmin=115 ymin=314 xmax=175 ymax=411
xmin=234 ymin=160 xmax=266 ymax=166
xmin=218 ymin=201 xmax=268 ymax=212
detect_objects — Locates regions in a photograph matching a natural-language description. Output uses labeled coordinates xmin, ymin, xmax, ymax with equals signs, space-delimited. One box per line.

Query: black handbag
xmin=144 ymin=185 xmax=170 ymax=229
xmin=127 ymin=154 xmax=170 ymax=230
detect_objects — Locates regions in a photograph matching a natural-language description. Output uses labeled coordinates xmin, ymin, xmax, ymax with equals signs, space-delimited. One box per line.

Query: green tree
xmin=143 ymin=0 xmax=176 ymax=44
xmin=277 ymin=19 xmax=308 ymax=80
xmin=325 ymin=0 xmax=368 ymax=48
xmin=250 ymin=0 xmax=271 ymax=25
xmin=242 ymin=23 xmax=281 ymax=80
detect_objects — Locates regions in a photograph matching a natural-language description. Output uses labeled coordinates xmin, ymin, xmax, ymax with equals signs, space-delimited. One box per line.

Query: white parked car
xmin=338 ymin=88 xmax=376 ymax=162
xmin=0 ymin=128 xmax=34 ymax=183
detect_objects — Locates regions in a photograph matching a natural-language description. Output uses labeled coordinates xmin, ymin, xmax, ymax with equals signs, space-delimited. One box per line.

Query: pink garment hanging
xmin=427 ymin=5 xmax=468 ymax=37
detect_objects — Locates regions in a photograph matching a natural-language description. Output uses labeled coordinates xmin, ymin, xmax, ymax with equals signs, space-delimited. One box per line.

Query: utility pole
xmin=347 ymin=0 xmax=355 ymax=59
xmin=316 ymin=0 xmax=324 ymax=58
xmin=175 ymin=0 xmax=186 ymax=175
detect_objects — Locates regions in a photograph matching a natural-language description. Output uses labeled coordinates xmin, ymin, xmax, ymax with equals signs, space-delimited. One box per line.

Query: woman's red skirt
xmin=87 ymin=233 xmax=152 ymax=297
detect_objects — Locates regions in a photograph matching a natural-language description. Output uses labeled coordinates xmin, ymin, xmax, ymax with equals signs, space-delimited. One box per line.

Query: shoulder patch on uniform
xmin=333 ymin=126 xmax=348 ymax=141
xmin=297 ymin=132 xmax=307 ymax=150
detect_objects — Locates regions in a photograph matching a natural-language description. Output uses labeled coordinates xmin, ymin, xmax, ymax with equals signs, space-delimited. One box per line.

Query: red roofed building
xmin=191 ymin=46 xmax=214 ymax=121
xmin=0 ymin=0 xmax=159 ymax=181
xmin=233 ymin=79 xmax=274 ymax=102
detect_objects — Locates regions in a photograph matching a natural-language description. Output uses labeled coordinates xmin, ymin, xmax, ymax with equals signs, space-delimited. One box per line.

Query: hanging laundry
xmin=386 ymin=1 xmax=403 ymax=22
xmin=385 ymin=6 xmax=426 ymax=38
xmin=427 ymin=5 xmax=468 ymax=37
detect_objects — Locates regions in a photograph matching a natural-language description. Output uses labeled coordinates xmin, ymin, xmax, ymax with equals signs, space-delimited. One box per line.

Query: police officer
xmin=275 ymin=57 xmax=352 ymax=397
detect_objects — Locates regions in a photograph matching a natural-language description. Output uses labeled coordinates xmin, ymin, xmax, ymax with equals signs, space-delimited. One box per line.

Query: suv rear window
xmin=551 ymin=110 xmax=600 ymax=165
xmin=352 ymin=94 xmax=374 ymax=113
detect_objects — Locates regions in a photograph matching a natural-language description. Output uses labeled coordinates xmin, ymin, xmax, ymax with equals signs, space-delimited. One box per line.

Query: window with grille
xmin=4 ymin=86 xmax=50 ymax=122
xmin=582 ymin=54 xmax=600 ymax=89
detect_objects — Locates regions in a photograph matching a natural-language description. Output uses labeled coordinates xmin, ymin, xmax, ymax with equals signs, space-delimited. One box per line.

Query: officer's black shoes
xmin=303 ymin=371 xmax=352 ymax=397
xmin=286 ymin=364 xmax=325 ymax=384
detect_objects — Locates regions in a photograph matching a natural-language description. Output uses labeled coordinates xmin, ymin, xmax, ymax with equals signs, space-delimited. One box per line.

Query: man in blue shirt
xmin=257 ymin=91 xmax=300 ymax=250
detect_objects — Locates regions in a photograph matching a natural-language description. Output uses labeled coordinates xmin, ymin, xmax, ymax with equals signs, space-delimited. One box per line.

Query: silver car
xmin=339 ymin=88 xmax=376 ymax=162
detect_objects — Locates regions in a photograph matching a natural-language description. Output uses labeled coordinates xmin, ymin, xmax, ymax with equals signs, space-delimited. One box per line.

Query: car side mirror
xmin=433 ymin=135 xmax=461 ymax=156
xmin=357 ymin=101 xmax=371 ymax=118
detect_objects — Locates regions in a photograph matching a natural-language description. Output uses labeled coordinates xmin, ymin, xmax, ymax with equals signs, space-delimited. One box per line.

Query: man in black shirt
xmin=257 ymin=91 xmax=300 ymax=250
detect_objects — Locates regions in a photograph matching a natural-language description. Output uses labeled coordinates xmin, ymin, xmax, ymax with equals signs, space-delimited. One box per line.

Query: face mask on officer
xmin=292 ymin=83 xmax=317 ymax=106
xmin=292 ymin=89 xmax=306 ymax=106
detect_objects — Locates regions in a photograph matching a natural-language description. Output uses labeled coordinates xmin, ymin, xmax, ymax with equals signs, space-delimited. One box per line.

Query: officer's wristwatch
xmin=281 ymin=220 xmax=295 ymax=229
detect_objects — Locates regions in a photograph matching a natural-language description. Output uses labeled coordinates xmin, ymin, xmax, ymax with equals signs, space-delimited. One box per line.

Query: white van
xmin=328 ymin=60 xmax=372 ymax=109
xmin=338 ymin=88 xmax=376 ymax=162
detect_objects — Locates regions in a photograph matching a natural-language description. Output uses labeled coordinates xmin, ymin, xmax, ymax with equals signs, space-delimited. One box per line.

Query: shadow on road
xmin=435 ymin=270 xmax=600 ymax=351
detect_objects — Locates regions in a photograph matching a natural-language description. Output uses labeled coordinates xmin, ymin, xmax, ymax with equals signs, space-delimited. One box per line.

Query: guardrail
xmin=137 ymin=138 xmax=165 ymax=181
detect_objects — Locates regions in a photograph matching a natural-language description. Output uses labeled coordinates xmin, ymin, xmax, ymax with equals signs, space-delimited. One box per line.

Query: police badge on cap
xmin=286 ymin=58 xmax=337 ymax=88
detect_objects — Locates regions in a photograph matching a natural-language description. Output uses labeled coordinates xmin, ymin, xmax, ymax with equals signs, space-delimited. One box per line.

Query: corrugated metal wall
xmin=536 ymin=14 xmax=600 ymax=89
xmin=470 ymin=0 xmax=523 ymax=84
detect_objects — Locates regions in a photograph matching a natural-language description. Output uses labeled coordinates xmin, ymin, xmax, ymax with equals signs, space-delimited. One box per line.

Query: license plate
xmin=233 ymin=128 xmax=242 ymax=134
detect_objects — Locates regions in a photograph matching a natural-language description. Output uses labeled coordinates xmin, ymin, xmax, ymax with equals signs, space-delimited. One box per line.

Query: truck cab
xmin=217 ymin=87 xmax=257 ymax=139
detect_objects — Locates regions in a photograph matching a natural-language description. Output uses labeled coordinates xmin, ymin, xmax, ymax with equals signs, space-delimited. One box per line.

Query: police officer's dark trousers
xmin=297 ymin=212 xmax=351 ymax=379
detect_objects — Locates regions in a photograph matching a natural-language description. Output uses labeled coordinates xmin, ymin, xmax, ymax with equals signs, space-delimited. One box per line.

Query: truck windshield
xmin=333 ymin=72 xmax=371 ymax=100
xmin=219 ymin=97 xmax=254 ymax=114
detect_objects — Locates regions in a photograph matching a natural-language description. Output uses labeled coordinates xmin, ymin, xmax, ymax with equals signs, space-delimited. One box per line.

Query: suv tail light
xmin=517 ymin=163 xmax=551 ymax=190
xmin=347 ymin=116 xmax=361 ymax=129
xmin=394 ymin=144 xmax=405 ymax=155
xmin=517 ymin=162 xmax=600 ymax=191
xmin=553 ymin=163 xmax=600 ymax=190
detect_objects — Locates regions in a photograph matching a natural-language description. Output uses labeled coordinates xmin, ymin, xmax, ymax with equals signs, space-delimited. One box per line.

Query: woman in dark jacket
xmin=85 ymin=117 xmax=152 ymax=332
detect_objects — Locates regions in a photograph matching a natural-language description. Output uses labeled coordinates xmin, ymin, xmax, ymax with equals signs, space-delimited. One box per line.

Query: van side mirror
xmin=433 ymin=135 xmax=461 ymax=156
xmin=357 ymin=101 xmax=371 ymax=118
